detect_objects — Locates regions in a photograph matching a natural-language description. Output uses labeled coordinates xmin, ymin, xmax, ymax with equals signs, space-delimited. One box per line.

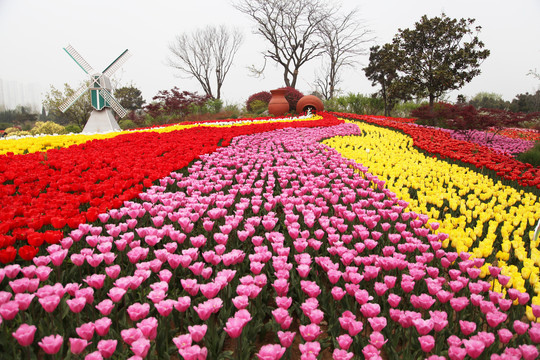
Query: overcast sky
xmin=0 ymin=0 xmax=539 ymax=110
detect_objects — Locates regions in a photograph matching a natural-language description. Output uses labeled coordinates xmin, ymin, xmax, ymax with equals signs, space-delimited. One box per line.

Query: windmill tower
xmin=59 ymin=45 xmax=131 ymax=133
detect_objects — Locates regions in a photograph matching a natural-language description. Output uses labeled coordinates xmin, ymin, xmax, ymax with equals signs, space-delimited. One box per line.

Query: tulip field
xmin=0 ymin=112 xmax=539 ymax=360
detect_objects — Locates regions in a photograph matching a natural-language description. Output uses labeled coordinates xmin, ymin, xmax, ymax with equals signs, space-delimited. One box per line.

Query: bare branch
xmin=234 ymin=0 xmax=333 ymax=88
xmin=167 ymin=25 xmax=243 ymax=99
xmin=317 ymin=7 xmax=373 ymax=99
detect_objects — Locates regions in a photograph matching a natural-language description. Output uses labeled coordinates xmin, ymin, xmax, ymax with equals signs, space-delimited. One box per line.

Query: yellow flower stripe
xmin=0 ymin=115 xmax=322 ymax=156
xmin=324 ymin=121 xmax=540 ymax=308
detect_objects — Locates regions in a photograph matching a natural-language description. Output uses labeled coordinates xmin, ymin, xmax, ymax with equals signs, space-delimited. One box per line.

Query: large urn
xmin=268 ymin=88 xmax=289 ymax=116
xmin=296 ymin=95 xmax=324 ymax=114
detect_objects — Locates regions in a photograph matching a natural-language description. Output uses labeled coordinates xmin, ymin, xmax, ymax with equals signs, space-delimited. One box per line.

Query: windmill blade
xmin=59 ymin=83 xmax=90 ymax=112
xmin=102 ymin=49 xmax=131 ymax=77
xmin=99 ymin=89 xmax=128 ymax=118
xmin=64 ymin=45 xmax=95 ymax=74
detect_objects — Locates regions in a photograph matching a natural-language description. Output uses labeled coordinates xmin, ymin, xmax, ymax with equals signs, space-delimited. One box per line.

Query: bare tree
xmin=168 ymin=25 xmax=243 ymax=99
xmin=315 ymin=8 xmax=372 ymax=99
xmin=234 ymin=0 xmax=333 ymax=89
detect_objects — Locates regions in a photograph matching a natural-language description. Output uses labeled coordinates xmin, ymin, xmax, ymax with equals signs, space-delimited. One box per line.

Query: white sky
xmin=0 ymin=0 xmax=539 ymax=109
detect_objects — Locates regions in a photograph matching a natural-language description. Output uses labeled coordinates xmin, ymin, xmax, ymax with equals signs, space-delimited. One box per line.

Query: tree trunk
xmin=429 ymin=94 xmax=435 ymax=108
xmin=284 ymin=70 xmax=291 ymax=88
xmin=290 ymin=69 xmax=299 ymax=89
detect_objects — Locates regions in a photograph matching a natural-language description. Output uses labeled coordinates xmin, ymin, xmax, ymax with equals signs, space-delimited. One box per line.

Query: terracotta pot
xmin=296 ymin=95 xmax=324 ymax=114
xmin=268 ymin=89 xmax=289 ymax=116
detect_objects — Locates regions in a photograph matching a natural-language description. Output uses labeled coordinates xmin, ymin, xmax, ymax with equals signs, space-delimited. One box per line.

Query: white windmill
xmin=59 ymin=45 xmax=131 ymax=133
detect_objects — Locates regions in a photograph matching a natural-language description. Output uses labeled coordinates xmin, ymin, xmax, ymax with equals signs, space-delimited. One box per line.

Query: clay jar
xmin=268 ymin=89 xmax=289 ymax=116
xmin=296 ymin=95 xmax=324 ymax=114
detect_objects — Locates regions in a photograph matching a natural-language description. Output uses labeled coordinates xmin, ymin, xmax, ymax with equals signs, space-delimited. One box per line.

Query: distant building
xmin=0 ymin=79 xmax=42 ymax=112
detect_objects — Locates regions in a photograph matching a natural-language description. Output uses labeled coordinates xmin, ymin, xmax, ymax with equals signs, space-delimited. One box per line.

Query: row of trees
xmin=168 ymin=0 xmax=371 ymax=101
xmin=11 ymin=2 xmax=535 ymax=129
xmin=462 ymin=91 xmax=540 ymax=113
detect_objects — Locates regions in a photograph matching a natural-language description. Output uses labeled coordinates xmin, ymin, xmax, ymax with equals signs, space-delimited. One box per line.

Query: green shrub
xmin=64 ymin=124 xmax=82 ymax=133
xmin=222 ymin=104 xmax=240 ymax=119
xmin=516 ymin=141 xmax=540 ymax=167
xmin=30 ymin=121 xmax=66 ymax=135
xmin=246 ymin=91 xmax=272 ymax=112
xmin=4 ymin=127 xmax=20 ymax=134
xmin=7 ymin=130 xmax=31 ymax=137
xmin=0 ymin=123 xmax=11 ymax=130
xmin=119 ymin=119 xmax=137 ymax=130
xmin=393 ymin=102 xmax=424 ymax=118
xmin=249 ymin=100 xmax=268 ymax=115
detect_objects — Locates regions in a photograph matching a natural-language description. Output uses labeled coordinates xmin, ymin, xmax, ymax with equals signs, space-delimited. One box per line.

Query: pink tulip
xmin=362 ymin=344 xmax=381 ymax=360
xmin=299 ymin=341 xmax=320 ymax=357
xmin=449 ymin=297 xmax=469 ymax=312
xmin=97 ymin=339 xmax=117 ymax=358
xmin=175 ymin=296 xmax=191 ymax=312
xmin=39 ymin=294 xmax=61 ymax=313
xmin=459 ymin=320 xmax=477 ymax=336
xmin=256 ymin=344 xmax=286 ymax=360
xmin=69 ymin=338 xmax=91 ymax=354
xmin=127 ymin=303 xmax=150 ymax=322
xmin=38 ymin=334 xmax=63 ymax=355
xmin=388 ymin=293 xmax=401 ymax=308
xmin=95 ymin=299 xmax=115 ymax=316
xmin=529 ymin=323 xmax=540 ymax=343
xmin=12 ymin=323 xmax=37 ymax=346
xmin=520 ymin=344 xmax=539 ymax=360
xmin=137 ymin=317 xmax=158 ymax=340
xmin=348 ymin=320 xmax=364 ymax=336
xmin=448 ymin=345 xmax=467 ymax=360
xmin=121 ymin=328 xmax=143 ymax=345
xmin=418 ymin=335 xmax=435 ymax=352
xmin=232 ymin=295 xmax=249 ymax=310
xmin=107 ymin=287 xmax=126 ymax=303
xmin=94 ymin=317 xmax=112 ymax=336
xmin=514 ymin=320 xmax=530 ymax=335
xmin=85 ymin=351 xmax=103 ymax=360
xmin=360 ymin=303 xmax=381 ymax=318
xmin=413 ymin=318 xmax=434 ymax=335
xmin=486 ymin=311 xmax=507 ymax=327
xmin=277 ymin=331 xmax=295 ymax=348
xmin=299 ymin=323 xmax=322 ymax=341
xmin=76 ymin=322 xmax=95 ymax=340
xmin=156 ymin=299 xmax=176 ymax=317
xmin=188 ymin=324 xmax=207 ymax=342
xmin=66 ymin=297 xmax=86 ymax=313
xmin=410 ymin=294 xmax=435 ymax=310
xmin=131 ymin=337 xmax=151 ymax=358
xmin=497 ymin=328 xmax=513 ymax=344
xmin=224 ymin=317 xmax=245 ymax=338
xmin=429 ymin=310 xmax=448 ymax=332
xmin=173 ymin=334 xmax=192 ymax=350
xmin=463 ymin=339 xmax=485 ymax=359
xmin=369 ymin=332 xmax=387 ymax=349
xmin=105 ymin=265 xmax=121 ymax=279
xmin=336 ymin=334 xmax=353 ymax=350
xmin=0 ymin=301 xmax=19 ymax=320
xmin=333 ymin=349 xmax=354 ymax=360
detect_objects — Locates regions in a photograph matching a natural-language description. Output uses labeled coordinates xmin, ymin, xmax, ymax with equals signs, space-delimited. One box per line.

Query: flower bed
xmin=0 ymin=119 xmax=539 ymax=359
xmin=438 ymin=129 xmax=536 ymax=156
xmin=0 ymin=115 xmax=342 ymax=263
xmin=489 ymin=128 xmax=540 ymax=142
xmin=333 ymin=113 xmax=540 ymax=189
xmin=324 ymin=121 xmax=540 ymax=304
